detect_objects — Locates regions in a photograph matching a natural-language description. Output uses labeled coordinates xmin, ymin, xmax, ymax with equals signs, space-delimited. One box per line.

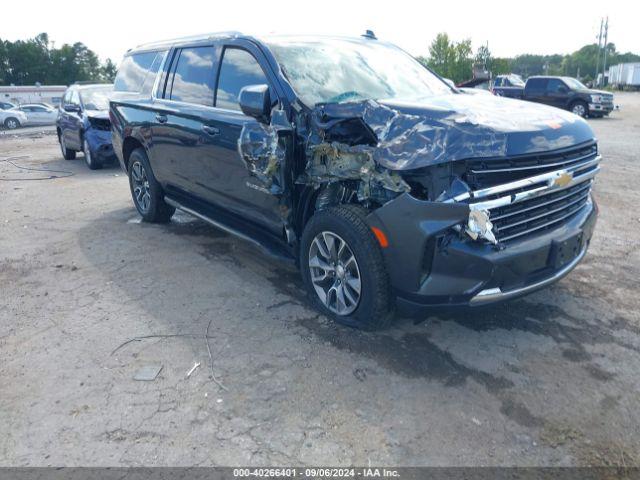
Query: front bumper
xmin=366 ymin=191 xmax=597 ymax=317
xmin=589 ymin=103 xmax=614 ymax=114
xmin=85 ymin=128 xmax=116 ymax=162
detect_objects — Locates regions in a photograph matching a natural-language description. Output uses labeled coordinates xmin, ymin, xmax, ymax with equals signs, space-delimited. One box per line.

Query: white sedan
xmin=14 ymin=104 xmax=58 ymax=125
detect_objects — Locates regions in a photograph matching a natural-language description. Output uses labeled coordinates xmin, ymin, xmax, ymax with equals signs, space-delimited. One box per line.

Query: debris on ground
xmin=133 ymin=364 xmax=163 ymax=381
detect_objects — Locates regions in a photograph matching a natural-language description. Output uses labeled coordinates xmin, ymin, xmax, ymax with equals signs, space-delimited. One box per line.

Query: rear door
xmin=151 ymin=44 xmax=221 ymax=201
xmin=523 ymin=78 xmax=548 ymax=105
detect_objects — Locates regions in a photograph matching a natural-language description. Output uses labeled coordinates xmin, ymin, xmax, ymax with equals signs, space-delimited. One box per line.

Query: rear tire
xmin=300 ymin=205 xmax=394 ymax=330
xmin=59 ymin=134 xmax=76 ymax=160
xmin=83 ymin=138 xmax=102 ymax=170
xmin=128 ymin=148 xmax=175 ymax=223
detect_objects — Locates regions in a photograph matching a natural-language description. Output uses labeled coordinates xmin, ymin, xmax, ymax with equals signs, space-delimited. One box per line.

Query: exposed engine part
xmin=302 ymin=142 xmax=410 ymax=205
xmin=315 ymin=183 xmax=355 ymax=211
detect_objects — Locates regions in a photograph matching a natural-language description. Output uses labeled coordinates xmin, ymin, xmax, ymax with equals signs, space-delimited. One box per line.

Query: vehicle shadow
xmin=72 ymin=205 xmax=640 ymax=463
xmin=74 ymin=205 xmax=638 ymax=386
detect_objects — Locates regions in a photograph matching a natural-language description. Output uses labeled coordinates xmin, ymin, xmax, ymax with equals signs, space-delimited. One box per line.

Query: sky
xmin=3 ymin=0 xmax=638 ymax=64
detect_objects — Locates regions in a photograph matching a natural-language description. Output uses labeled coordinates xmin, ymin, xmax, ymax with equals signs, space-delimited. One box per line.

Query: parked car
xmin=490 ymin=74 xmax=525 ymax=96
xmin=0 ymin=107 xmax=28 ymax=129
xmin=56 ymin=84 xmax=116 ymax=169
xmin=111 ymin=33 xmax=599 ymax=330
xmin=14 ymin=104 xmax=58 ymax=125
xmin=0 ymin=101 xmax=17 ymax=110
xmin=493 ymin=75 xmax=614 ymax=118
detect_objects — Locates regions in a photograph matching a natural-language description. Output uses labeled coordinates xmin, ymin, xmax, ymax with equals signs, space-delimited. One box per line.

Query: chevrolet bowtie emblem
xmin=553 ymin=171 xmax=573 ymax=187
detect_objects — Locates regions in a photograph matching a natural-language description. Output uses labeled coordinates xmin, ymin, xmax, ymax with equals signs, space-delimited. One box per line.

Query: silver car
xmin=0 ymin=108 xmax=28 ymax=130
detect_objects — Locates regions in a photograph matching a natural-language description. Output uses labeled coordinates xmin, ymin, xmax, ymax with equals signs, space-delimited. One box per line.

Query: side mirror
xmin=558 ymin=86 xmax=569 ymax=94
xmin=238 ymin=84 xmax=271 ymax=123
xmin=64 ymin=104 xmax=81 ymax=113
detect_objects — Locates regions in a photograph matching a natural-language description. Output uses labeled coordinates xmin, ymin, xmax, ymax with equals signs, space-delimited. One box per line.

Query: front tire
xmin=300 ymin=205 xmax=394 ymax=330
xmin=4 ymin=117 xmax=20 ymax=130
xmin=59 ymin=134 xmax=76 ymax=160
xmin=83 ymin=138 xmax=102 ymax=170
xmin=570 ymin=100 xmax=588 ymax=118
xmin=128 ymin=148 xmax=175 ymax=223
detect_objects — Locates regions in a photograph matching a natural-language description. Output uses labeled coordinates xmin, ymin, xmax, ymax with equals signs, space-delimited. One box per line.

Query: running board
xmin=164 ymin=196 xmax=295 ymax=264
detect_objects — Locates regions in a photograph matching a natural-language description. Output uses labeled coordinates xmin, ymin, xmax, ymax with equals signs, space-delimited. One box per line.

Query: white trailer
xmin=608 ymin=63 xmax=640 ymax=88
xmin=626 ymin=65 xmax=640 ymax=87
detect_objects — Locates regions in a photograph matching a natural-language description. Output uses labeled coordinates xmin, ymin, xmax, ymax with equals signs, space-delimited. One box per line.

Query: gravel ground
xmin=1 ymin=94 xmax=639 ymax=467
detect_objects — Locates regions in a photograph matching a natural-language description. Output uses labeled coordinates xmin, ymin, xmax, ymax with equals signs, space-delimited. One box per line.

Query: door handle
xmin=156 ymin=114 xmax=168 ymax=124
xmin=202 ymin=125 xmax=220 ymax=136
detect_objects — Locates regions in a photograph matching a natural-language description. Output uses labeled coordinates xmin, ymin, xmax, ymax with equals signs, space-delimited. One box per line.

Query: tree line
xmin=418 ymin=32 xmax=640 ymax=85
xmin=0 ymin=33 xmax=116 ymax=86
xmin=2 ymin=32 xmax=639 ymax=87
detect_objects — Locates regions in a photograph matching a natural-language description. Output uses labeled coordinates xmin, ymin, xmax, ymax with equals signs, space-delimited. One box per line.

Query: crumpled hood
xmin=311 ymin=94 xmax=595 ymax=170
xmin=84 ymin=109 xmax=110 ymax=121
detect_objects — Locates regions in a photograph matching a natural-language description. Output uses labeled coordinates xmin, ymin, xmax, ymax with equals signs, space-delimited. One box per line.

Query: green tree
xmin=423 ymin=33 xmax=473 ymax=84
xmin=100 ymin=58 xmax=118 ymax=82
xmin=0 ymin=33 xmax=116 ymax=86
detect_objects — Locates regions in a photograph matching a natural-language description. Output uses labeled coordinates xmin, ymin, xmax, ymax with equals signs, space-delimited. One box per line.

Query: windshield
xmin=266 ymin=37 xmax=453 ymax=106
xmin=562 ymin=77 xmax=588 ymax=90
xmin=80 ymin=87 xmax=113 ymax=110
xmin=507 ymin=74 xmax=525 ymax=87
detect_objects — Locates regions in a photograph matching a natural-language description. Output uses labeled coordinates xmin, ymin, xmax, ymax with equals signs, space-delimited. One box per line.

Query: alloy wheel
xmin=308 ymin=231 xmax=361 ymax=316
xmin=572 ymin=103 xmax=586 ymax=117
xmin=131 ymin=161 xmax=151 ymax=213
xmin=6 ymin=119 xmax=18 ymax=129
xmin=60 ymin=137 xmax=67 ymax=156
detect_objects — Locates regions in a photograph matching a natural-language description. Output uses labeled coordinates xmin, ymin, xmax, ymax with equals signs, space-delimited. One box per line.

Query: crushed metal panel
xmin=237 ymin=110 xmax=291 ymax=194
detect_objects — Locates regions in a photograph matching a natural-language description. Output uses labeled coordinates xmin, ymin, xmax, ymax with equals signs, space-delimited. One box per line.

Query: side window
xmin=114 ymin=51 xmax=165 ymax=93
xmin=169 ymin=46 xmax=216 ymax=106
xmin=547 ymin=79 xmax=565 ymax=93
xmin=216 ymin=48 xmax=268 ymax=111
xmin=70 ymin=91 xmax=80 ymax=106
xmin=526 ymin=78 xmax=547 ymax=93
xmin=63 ymin=90 xmax=72 ymax=106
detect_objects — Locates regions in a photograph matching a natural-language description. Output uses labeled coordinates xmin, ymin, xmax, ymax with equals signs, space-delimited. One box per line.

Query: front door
xmin=62 ymin=90 xmax=83 ymax=149
xmin=203 ymin=45 xmax=284 ymax=234
xmin=545 ymin=79 xmax=569 ymax=109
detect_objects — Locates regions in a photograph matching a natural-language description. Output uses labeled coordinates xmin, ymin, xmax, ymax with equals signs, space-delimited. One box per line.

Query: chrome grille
xmin=491 ymin=179 xmax=592 ymax=242
xmin=454 ymin=144 xmax=600 ymax=243
xmin=466 ymin=142 xmax=597 ymax=189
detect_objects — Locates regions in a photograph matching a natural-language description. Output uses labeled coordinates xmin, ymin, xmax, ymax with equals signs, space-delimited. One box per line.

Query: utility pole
xmin=602 ymin=16 xmax=609 ymax=86
xmin=595 ymin=18 xmax=603 ymax=84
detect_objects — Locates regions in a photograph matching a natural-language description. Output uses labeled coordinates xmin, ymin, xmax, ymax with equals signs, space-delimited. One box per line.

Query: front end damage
xmin=84 ymin=113 xmax=117 ymax=163
xmin=238 ymin=95 xmax=599 ymax=312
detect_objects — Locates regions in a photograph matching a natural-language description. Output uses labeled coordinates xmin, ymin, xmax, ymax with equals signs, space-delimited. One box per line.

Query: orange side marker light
xmin=371 ymin=226 xmax=389 ymax=248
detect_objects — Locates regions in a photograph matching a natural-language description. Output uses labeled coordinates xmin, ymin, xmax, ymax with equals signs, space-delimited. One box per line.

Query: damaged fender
xmin=366 ymin=193 xmax=470 ymax=292
xmin=237 ymin=110 xmax=291 ymax=194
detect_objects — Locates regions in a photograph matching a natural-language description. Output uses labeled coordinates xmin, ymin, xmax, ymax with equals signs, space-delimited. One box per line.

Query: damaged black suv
xmin=110 ymin=33 xmax=599 ymax=330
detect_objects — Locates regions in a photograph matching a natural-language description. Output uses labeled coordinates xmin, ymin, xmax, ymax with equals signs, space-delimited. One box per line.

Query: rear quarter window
xmin=114 ymin=50 xmax=167 ymax=94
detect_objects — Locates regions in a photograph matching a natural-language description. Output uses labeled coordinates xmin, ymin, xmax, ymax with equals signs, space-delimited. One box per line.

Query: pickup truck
xmin=493 ymin=75 xmax=614 ymax=118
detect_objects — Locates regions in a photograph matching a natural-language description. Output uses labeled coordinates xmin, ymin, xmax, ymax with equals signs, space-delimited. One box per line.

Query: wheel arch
xmin=122 ymin=136 xmax=146 ymax=171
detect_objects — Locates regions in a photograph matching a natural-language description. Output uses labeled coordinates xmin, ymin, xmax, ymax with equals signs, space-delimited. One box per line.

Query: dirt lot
xmin=1 ymin=94 xmax=639 ymax=467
